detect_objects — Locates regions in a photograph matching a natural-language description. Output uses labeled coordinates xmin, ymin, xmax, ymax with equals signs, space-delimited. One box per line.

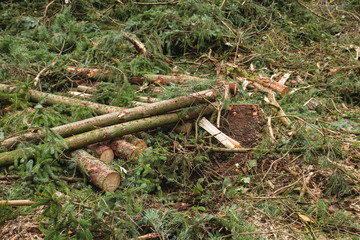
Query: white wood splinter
xmin=199 ymin=117 xmax=242 ymax=149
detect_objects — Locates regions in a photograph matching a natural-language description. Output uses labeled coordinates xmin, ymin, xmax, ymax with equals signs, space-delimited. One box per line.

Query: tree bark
xmin=71 ymin=149 xmax=120 ymax=192
xmin=130 ymin=74 xmax=209 ymax=85
xmin=0 ymin=104 xmax=215 ymax=166
xmin=0 ymin=83 xmax=125 ymax=115
xmin=87 ymin=143 xmax=114 ymax=163
xmin=110 ymin=140 xmax=141 ymax=160
xmin=66 ymin=67 xmax=112 ymax=79
xmin=2 ymin=89 xmax=217 ymax=149
xmin=121 ymin=134 xmax=148 ymax=151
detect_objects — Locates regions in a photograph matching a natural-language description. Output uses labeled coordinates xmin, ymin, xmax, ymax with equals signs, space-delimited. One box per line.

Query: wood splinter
xmin=199 ymin=117 xmax=242 ymax=149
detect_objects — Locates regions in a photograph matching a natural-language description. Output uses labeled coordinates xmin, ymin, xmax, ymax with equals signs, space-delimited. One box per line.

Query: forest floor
xmin=0 ymin=1 xmax=360 ymax=239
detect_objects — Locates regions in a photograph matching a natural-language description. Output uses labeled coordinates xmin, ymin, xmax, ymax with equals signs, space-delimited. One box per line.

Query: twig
xmin=267 ymin=116 xmax=275 ymax=143
xmin=134 ymin=1 xmax=178 ymax=5
xmin=296 ymin=0 xmax=334 ymax=22
xmin=0 ymin=200 xmax=35 ymax=206
xmin=43 ymin=0 xmax=56 ymax=18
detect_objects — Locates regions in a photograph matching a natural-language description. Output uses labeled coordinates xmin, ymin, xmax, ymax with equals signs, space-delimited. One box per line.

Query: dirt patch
xmin=221 ymin=104 xmax=264 ymax=148
xmin=0 ymin=206 xmax=44 ymax=240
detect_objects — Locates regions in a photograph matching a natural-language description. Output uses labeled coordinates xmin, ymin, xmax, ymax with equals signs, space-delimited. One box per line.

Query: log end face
xmin=100 ymin=149 xmax=115 ymax=163
xmin=102 ymin=172 xmax=121 ymax=192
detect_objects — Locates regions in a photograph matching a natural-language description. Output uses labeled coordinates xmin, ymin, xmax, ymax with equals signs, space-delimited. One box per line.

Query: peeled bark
xmin=71 ymin=149 xmax=120 ymax=192
xmin=0 ymin=83 xmax=125 ymax=115
xmin=87 ymin=143 xmax=114 ymax=163
xmin=0 ymin=104 xmax=215 ymax=167
xmin=2 ymin=89 xmax=217 ymax=149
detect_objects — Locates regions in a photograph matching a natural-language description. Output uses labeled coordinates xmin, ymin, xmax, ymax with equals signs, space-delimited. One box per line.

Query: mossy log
xmin=0 ymin=83 xmax=125 ymax=114
xmin=0 ymin=105 xmax=215 ymax=167
xmin=2 ymin=89 xmax=217 ymax=149
xmin=71 ymin=149 xmax=120 ymax=192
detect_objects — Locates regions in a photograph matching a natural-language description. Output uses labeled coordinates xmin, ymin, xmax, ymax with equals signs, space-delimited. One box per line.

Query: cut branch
xmin=66 ymin=67 xmax=112 ymax=79
xmin=2 ymin=89 xmax=217 ymax=149
xmin=0 ymin=83 xmax=125 ymax=115
xmin=0 ymin=200 xmax=35 ymax=206
xmin=0 ymin=104 xmax=215 ymax=166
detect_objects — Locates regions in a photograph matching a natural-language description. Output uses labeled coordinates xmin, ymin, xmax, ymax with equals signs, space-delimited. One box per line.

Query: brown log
xmin=71 ymin=149 xmax=120 ymax=192
xmin=111 ymin=140 xmax=139 ymax=160
xmin=66 ymin=67 xmax=112 ymax=79
xmin=87 ymin=143 xmax=114 ymax=163
xmin=257 ymin=78 xmax=290 ymax=96
xmin=121 ymin=134 xmax=148 ymax=151
xmin=0 ymin=200 xmax=35 ymax=206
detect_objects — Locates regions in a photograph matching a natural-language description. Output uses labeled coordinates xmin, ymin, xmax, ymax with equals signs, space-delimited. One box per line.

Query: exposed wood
xmin=1 ymin=89 xmax=217 ymax=149
xmin=199 ymin=117 xmax=242 ymax=149
xmin=304 ymin=97 xmax=319 ymax=110
xmin=0 ymin=200 xmax=35 ymax=206
xmin=131 ymin=101 xmax=150 ymax=107
xmin=76 ymin=85 xmax=95 ymax=93
xmin=0 ymin=83 xmax=125 ymax=115
xmin=130 ymin=74 xmax=208 ymax=85
xmin=87 ymin=143 xmax=114 ymax=163
xmin=66 ymin=67 xmax=112 ymax=79
xmin=278 ymin=71 xmax=294 ymax=85
xmin=121 ymin=134 xmax=148 ymax=151
xmin=0 ymin=104 xmax=215 ymax=166
xmin=217 ymin=81 xmax=238 ymax=95
xmin=71 ymin=149 xmax=120 ymax=192
xmin=125 ymin=35 xmax=147 ymax=55
xmin=238 ymin=76 xmax=289 ymax=96
xmin=69 ymin=91 xmax=92 ymax=99
xmin=137 ymin=96 xmax=159 ymax=103
xmin=110 ymin=140 xmax=141 ymax=160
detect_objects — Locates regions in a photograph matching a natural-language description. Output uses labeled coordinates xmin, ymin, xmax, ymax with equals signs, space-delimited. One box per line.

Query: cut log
xmin=199 ymin=117 xmax=242 ymax=149
xmin=121 ymin=134 xmax=148 ymax=151
xmin=0 ymin=200 xmax=35 ymax=206
xmin=66 ymin=67 xmax=112 ymax=79
xmin=110 ymin=140 xmax=141 ymax=160
xmin=1 ymin=89 xmax=217 ymax=149
xmin=0 ymin=83 xmax=125 ymax=115
xmin=71 ymin=149 xmax=120 ymax=192
xmin=130 ymin=74 xmax=208 ymax=85
xmin=87 ymin=143 xmax=114 ymax=163
xmin=237 ymin=76 xmax=289 ymax=96
xmin=0 ymin=104 xmax=215 ymax=166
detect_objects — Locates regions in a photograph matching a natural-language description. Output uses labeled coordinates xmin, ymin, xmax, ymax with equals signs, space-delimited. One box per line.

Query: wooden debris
xmin=0 ymin=83 xmax=125 ymax=115
xmin=66 ymin=67 xmax=112 ymax=79
xmin=76 ymin=85 xmax=95 ymax=93
xmin=304 ymin=97 xmax=319 ymax=110
xmin=71 ymin=149 xmax=120 ymax=192
xmin=137 ymin=96 xmax=159 ymax=103
xmin=0 ymin=104 xmax=215 ymax=166
xmin=125 ymin=35 xmax=147 ymax=55
xmin=1 ymin=89 xmax=217 ymax=149
xmin=87 ymin=143 xmax=115 ymax=163
xmin=277 ymin=71 xmax=294 ymax=85
xmin=68 ymin=91 xmax=92 ymax=99
xmin=111 ymin=140 xmax=143 ymax=160
xmin=121 ymin=134 xmax=148 ymax=152
xmin=199 ymin=117 xmax=242 ymax=149
xmin=0 ymin=200 xmax=35 ymax=206
xmin=130 ymin=74 xmax=208 ymax=85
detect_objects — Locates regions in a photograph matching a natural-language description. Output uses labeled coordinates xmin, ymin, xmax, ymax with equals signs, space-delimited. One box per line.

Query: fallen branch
xmin=130 ymin=74 xmax=209 ymax=85
xmin=0 ymin=83 xmax=125 ymax=115
xmin=66 ymin=67 xmax=112 ymax=79
xmin=0 ymin=200 xmax=35 ymax=206
xmin=0 ymin=105 xmax=215 ymax=166
xmin=2 ymin=89 xmax=217 ymax=149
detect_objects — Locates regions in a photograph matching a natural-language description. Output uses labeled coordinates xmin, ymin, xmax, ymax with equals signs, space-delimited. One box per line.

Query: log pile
xmin=0 ymin=66 xmax=294 ymax=192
